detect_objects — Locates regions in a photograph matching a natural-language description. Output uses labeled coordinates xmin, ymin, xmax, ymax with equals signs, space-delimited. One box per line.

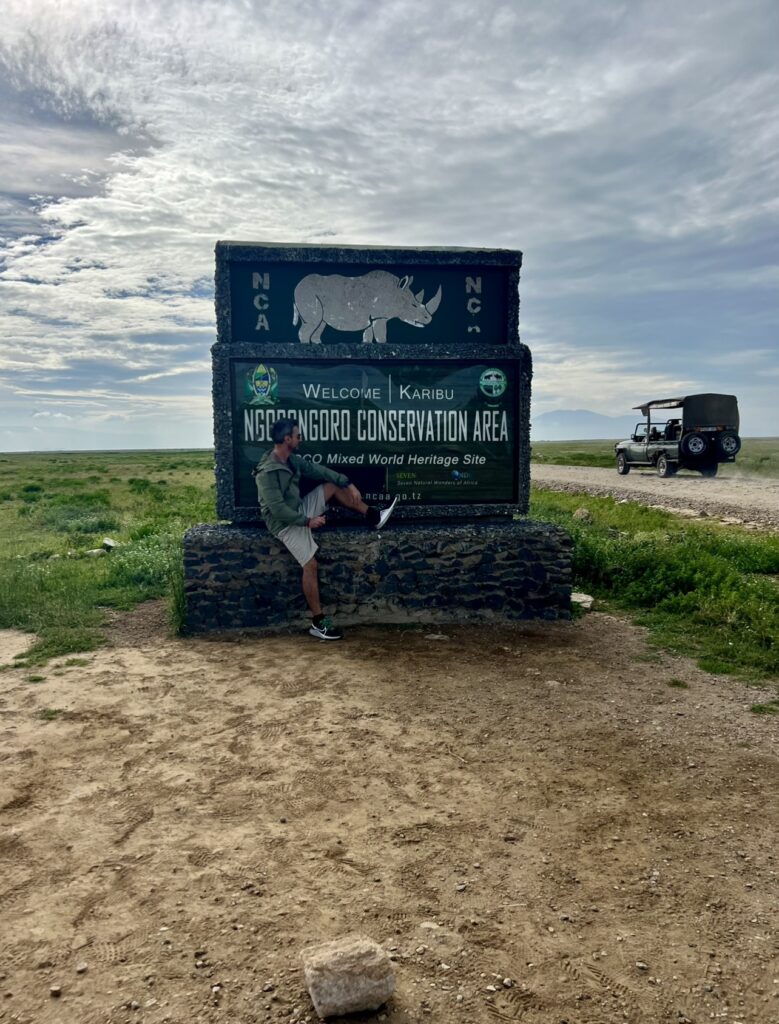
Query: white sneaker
xmin=309 ymin=617 xmax=343 ymax=641
xmin=376 ymin=496 xmax=398 ymax=530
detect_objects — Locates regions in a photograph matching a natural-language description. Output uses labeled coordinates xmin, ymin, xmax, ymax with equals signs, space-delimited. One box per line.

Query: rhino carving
xmin=293 ymin=270 xmax=442 ymax=343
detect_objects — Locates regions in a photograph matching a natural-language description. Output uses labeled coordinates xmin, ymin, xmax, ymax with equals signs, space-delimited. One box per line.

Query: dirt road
xmin=1 ymin=604 xmax=777 ymax=1023
xmin=532 ymin=465 xmax=779 ymax=530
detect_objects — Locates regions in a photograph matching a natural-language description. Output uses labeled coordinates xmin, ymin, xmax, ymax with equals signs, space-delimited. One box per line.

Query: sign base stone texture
xmin=183 ymin=519 xmax=571 ymax=633
xmin=301 ymin=934 xmax=395 ymax=1019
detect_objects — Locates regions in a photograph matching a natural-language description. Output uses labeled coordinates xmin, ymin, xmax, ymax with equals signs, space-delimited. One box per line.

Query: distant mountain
xmin=532 ymin=409 xmax=638 ymax=441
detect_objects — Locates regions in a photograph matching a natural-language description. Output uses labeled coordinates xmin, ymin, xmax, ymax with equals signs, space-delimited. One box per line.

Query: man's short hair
xmin=271 ymin=416 xmax=298 ymax=444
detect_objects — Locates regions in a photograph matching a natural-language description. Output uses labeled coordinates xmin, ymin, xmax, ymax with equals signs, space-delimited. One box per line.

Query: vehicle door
xmin=627 ymin=422 xmax=649 ymax=464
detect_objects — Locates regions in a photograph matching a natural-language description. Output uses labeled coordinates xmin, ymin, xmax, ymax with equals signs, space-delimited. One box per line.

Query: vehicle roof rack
xmin=632 ymin=397 xmax=685 ymax=415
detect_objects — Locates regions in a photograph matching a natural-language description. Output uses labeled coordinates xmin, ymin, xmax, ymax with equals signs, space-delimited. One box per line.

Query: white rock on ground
xmin=571 ymin=592 xmax=594 ymax=610
xmin=301 ymin=934 xmax=395 ymax=1018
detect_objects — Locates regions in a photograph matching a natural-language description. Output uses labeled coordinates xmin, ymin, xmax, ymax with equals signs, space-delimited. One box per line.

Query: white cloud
xmin=0 ymin=0 xmax=778 ymax=445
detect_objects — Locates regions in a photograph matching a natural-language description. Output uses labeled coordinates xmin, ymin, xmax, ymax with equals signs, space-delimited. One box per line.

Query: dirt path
xmin=532 ymin=465 xmax=779 ymax=530
xmin=1 ymin=604 xmax=777 ymax=1023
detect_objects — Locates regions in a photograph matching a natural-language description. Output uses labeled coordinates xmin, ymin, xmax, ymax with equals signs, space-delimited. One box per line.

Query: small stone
xmin=486 ymin=984 xmax=497 ymax=992
xmin=571 ymin=591 xmax=594 ymax=611
xmin=102 ymin=537 xmax=119 ymax=551
xmin=455 ymin=883 xmax=467 ymax=892
xmin=636 ymin=961 xmax=649 ymax=971
xmin=130 ymin=1000 xmax=140 ymax=1010
xmin=302 ymin=934 xmax=395 ymax=1018
xmin=76 ymin=962 xmax=88 ymax=974
xmin=50 ymin=985 xmax=62 ymax=997
xmin=502 ymin=978 xmax=513 ymax=988
xmin=572 ymin=507 xmax=593 ymax=522
xmin=85 ymin=548 xmax=107 ymax=557
xmin=263 ymin=983 xmax=275 ymax=992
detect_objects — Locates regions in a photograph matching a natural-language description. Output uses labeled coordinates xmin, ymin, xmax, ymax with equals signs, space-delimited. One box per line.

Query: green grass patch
xmin=0 ymin=450 xmax=216 ymax=663
xmin=667 ymin=678 xmax=689 ymax=689
xmin=749 ymin=703 xmax=779 ymax=715
xmin=532 ymin=440 xmax=616 ymax=468
xmin=26 ymin=674 xmax=46 ymax=683
xmin=531 ymin=487 xmax=779 ymax=682
xmin=64 ymin=657 xmax=91 ymax=667
xmin=38 ymin=708 xmax=64 ymax=721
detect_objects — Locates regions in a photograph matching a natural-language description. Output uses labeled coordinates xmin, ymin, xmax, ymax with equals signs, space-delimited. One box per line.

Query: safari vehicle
xmin=615 ymin=394 xmax=741 ymax=478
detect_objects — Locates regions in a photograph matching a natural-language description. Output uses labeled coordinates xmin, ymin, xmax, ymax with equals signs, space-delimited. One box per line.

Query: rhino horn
xmin=425 ymin=286 xmax=442 ymax=316
xmin=414 ymin=289 xmax=425 ymax=303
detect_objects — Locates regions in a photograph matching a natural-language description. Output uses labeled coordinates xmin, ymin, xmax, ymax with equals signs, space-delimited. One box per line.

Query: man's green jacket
xmin=255 ymin=450 xmax=349 ymax=537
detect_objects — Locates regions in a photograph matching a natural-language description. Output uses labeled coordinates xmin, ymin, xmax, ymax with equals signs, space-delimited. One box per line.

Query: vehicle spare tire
xmin=680 ymin=432 xmax=709 ymax=458
xmin=717 ymin=430 xmax=741 ymax=457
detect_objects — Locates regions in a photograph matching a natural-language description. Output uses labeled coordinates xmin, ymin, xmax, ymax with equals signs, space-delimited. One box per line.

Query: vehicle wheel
xmin=680 ymin=432 xmax=709 ymax=458
xmin=700 ymin=464 xmax=718 ymax=478
xmin=656 ymin=454 xmax=672 ymax=478
xmin=616 ymin=452 xmax=630 ymax=475
xmin=717 ymin=430 xmax=741 ymax=457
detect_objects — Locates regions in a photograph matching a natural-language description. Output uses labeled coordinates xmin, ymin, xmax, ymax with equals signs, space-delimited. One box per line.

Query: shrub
xmin=107 ymin=534 xmax=179 ymax=590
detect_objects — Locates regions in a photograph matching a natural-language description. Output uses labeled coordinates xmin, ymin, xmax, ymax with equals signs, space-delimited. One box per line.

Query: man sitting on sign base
xmin=255 ymin=416 xmax=397 ymax=641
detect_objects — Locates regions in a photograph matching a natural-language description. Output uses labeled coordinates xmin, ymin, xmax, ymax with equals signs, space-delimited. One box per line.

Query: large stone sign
xmin=212 ymin=242 xmax=529 ymax=523
xmin=183 ymin=241 xmax=571 ymax=633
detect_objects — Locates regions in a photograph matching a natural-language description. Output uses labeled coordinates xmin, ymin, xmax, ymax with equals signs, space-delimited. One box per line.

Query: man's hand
xmin=308 ymin=515 xmax=326 ymax=529
xmin=346 ymin=483 xmax=363 ymax=503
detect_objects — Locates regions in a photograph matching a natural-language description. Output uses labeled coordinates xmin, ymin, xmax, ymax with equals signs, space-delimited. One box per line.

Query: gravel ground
xmin=532 ymin=465 xmax=779 ymax=530
xmin=1 ymin=605 xmax=777 ymax=1023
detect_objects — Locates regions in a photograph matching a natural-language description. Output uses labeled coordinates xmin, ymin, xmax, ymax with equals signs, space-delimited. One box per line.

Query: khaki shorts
xmin=276 ymin=485 xmax=328 ymax=567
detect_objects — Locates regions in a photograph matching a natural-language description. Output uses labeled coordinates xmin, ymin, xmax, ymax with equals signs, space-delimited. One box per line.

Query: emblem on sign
xmin=247 ymin=363 xmax=279 ymax=406
xmin=479 ymin=367 xmax=507 ymax=399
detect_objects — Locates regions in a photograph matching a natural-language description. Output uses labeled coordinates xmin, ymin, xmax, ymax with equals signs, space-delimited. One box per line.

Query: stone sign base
xmin=183 ymin=519 xmax=571 ymax=634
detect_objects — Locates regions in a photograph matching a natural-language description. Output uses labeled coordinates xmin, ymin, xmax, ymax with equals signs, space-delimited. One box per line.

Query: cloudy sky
xmin=0 ymin=0 xmax=777 ymax=450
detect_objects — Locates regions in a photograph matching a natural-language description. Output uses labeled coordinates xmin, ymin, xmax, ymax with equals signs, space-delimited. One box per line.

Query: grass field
xmin=530 ymin=489 xmax=779 ymax=686
xmin=1 ymin=447 xmax=777 ymax=685
xmin=531 ymin=436 xmax=779 ymax=475
xmin=0 ymin=450 xmax=214 ymax=663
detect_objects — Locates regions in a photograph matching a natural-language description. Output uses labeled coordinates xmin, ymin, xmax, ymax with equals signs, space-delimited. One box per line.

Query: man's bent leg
xmin=321 ymin=482 xmax=396 ymax=528
xmin=301 ymin=557 xmax=322 ymax=618
xmin=322 ymin=482 xmax=370 ymax=516
xmin=322 ymin=481 xmax=376 ymax=519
